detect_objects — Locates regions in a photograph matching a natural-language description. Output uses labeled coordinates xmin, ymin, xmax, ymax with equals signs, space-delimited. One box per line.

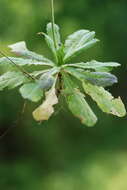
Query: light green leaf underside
xmin=8 ymin=41 xmax=51 ymax=62
xmin=63 ymin=73 xmax=97 ymax=127
xmin=0 ymin=71 xmax=28 ymax=90
xmin=19 ymin=82 xmax=43 ymax=102
xmin=64 ymin=60 xmax=120 ymax=71
xmin=64 ymin=67 xmax=118 ymax=87
xmin=38 ymin=73 xmax=55 ymax=90
xmin=83 ymin=82 xmax=126 ymax=117
xmin=0 ymin=57 xmax=54 ymax=67
xmin=64 ymin=30 xmax=99 ymax=62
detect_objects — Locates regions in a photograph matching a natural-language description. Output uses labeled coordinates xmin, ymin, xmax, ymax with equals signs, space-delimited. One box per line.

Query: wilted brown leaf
xmin=32 ymin=87 xmax=58 ymax=121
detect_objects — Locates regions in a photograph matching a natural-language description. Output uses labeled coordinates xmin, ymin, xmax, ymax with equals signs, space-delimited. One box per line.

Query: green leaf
xmin=83 ymin=72 xmax=118 ymax=87
xmin=38 ymin=73 xmax=55 ymax=90
xmin=33 ymin=85 xmax=58 ymax=121
xmin=43 ymin=23 xmax=62 ymax=62
xmin=0 ymin=57 xmax=54 ymax=67
xmin=64 ymin=60 xmax=120 ymax=71
xmin=64 ymin=67 xmax=118 ymax=87
xmin=83 ymin=82 xmax=126 ymax=117
xmin=47 ymin=23 xmax=61 ymax=50
xmin=62 ymin=73 xmax=97 ymax=127
xmin=8 ymin=41 xmax=52 ymax=63
xmin=31 ymin=69 xmax=51 ymax=77
xmin=43 ymin=33 xmax=56 ymax=57
xmin=19 ymin=82 xmax=43 ymax=102
xmin=31 ymin=67 xmax=60 ymax=78
xmin=0 ymin=71 xmax=28 ymax=90
xmin=64 ymin=30 xmax=99 ymax=62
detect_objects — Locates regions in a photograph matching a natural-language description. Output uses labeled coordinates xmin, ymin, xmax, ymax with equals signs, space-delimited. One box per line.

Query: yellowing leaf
xmin=83 ymin=82 xmax=126 ymax=117
xmin=62 ymin=73 xmax=97 ymax=127
xmin=66 ymin=90 xmax=97 ymax=127
xmin=33 ymin=87 xmax=58 ymax=121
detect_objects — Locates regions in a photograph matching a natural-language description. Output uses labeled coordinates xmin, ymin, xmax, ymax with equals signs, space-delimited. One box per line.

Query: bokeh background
xmin=0 ymin=0 xmax=127 ymax=189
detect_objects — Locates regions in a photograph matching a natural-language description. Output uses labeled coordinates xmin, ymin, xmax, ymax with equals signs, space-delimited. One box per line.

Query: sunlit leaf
xmin=19 ymin=82 xmax=43 ymax=102
xmin=33 ymin=86 xmax=58 ymax=121
xmin=83 ymin=82 xmax=126 ymax=117
xmin=64 ymin=30 xmax=99 ymax=62
xmin=43 ymin=33 xmax=56 ymax=57
xmin=47 ymin=23 xmax=61 ymax=50
xmin=62 ymin=73 xmax=97 ymax=126
xmin=64 ymin=60 xmax=120 ymax=71
xmin=8 ymin=41 xmax=52 ymax=63
xmin=0 ymin=71 xmax=28 ymax=90
xmin=0 ymin=57 xmax=54 ymax=67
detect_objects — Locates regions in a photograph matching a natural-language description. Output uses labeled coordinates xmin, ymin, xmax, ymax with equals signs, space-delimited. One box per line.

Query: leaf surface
xmin=0 ymin=57 xmax=54 ymax=67
xmin=43 ymin=33 xmax=56 ymax=57
xmin=83 ymin=82 xmax=126 ymax=117
xmin=47 ymin=23 xmax=61 ymax=50
xmin=64 ymin=60 xmax=120 ymax=71
xmin=0 ymin=71 xmax=28 ymax=90
xmin=8 ymin=41 xmax=52 ymax=63
xmin=64 ymin=30 xmax=99 ymax=62
xmin=62 ymin=73 xmax=97 ymax=126
xmin=19 ymin=82 xmax=43 ymax=102
xmin=38 ymin=73 xmax=55 ymax=90
xmin=33 ymin=86 xmax=58 ymax=121
xmin=65 ymin=67 xmax=118 ymax=87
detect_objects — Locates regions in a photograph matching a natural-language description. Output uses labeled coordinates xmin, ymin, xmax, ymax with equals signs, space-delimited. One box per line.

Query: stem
xmin=51 ymin=0 xmax=57 ymax=49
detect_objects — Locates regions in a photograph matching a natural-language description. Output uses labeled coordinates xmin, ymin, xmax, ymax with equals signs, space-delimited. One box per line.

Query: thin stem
xmin=51 ymin=0 xmax=57 ymax=49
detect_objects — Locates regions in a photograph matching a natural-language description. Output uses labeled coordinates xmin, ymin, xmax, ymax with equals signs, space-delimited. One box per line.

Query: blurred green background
xmin=0 ymin=0 xmax=127 ymax=189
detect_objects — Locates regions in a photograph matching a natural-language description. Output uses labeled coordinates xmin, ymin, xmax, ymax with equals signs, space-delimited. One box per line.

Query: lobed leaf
xmin=64 ymin=30 xmax=99 ymax=62
xmin=19 ymin=82 xmax=43 ymax=102
xmin=33 ymin=86 xmax=58 ymax=121
xmin=65 ymin=67 xmax=118 ymax=87
xmin=62 ymin=73 xmax=97 ymax=127
xmin=0 ymin=71 xmax=28 ymax=90
xmin=83 ymin=82 xmax=126 ymax=117
xmin=8 ymin=41 xmax=52 ymax=63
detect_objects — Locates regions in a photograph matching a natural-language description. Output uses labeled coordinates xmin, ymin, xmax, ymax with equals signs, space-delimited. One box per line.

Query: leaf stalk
xmin=51 ymin=0 xmax=57 ymax=50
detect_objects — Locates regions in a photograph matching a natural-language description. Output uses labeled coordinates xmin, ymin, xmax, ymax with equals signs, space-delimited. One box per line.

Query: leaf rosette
xmin=0 ymin=22 xmax=126 ymax=126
